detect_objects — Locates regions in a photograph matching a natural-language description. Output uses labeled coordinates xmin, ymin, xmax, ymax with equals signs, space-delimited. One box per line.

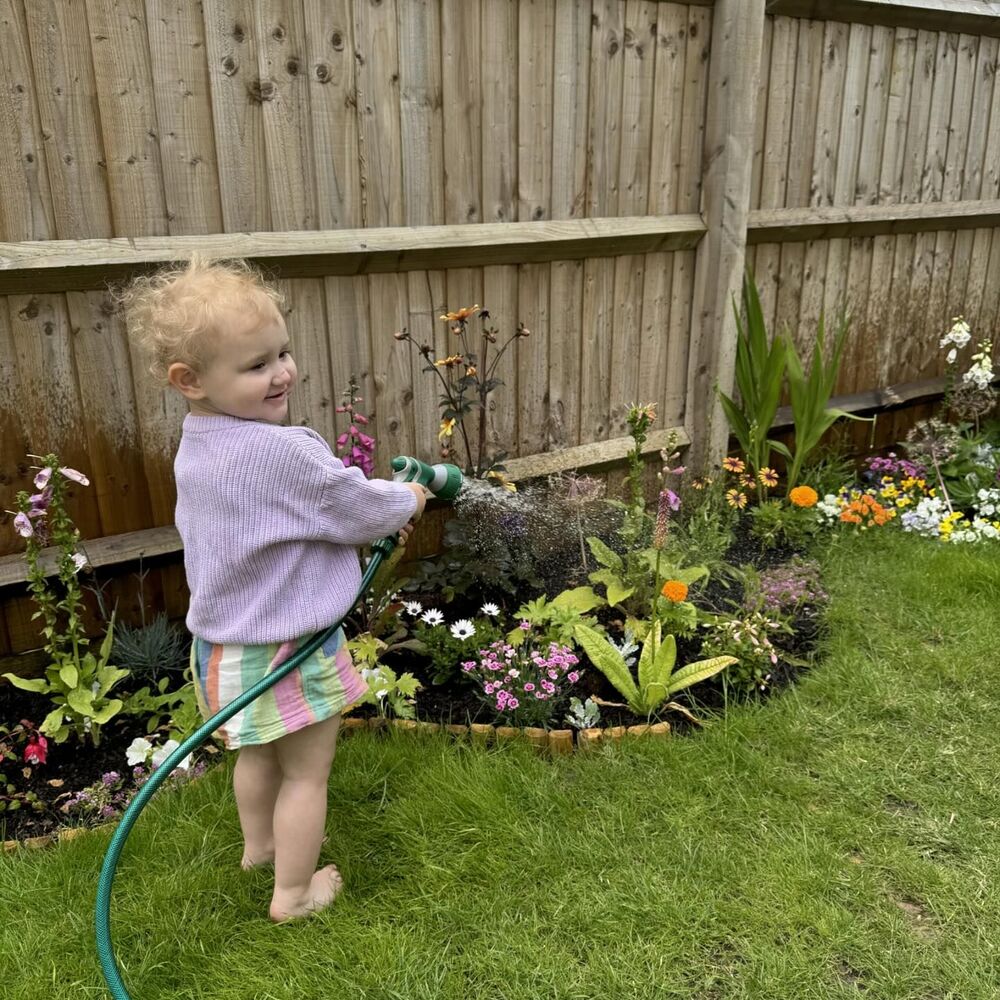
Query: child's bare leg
xmin=269 ymin=713 xmax=342 ymax=921
xmin=233 ymin=742 xmax=281 ymax=869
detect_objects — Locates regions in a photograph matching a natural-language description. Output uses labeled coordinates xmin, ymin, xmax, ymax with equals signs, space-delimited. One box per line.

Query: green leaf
xmin=636 ymin=621 xmax=659 ymax=695
xmin=1 ymin=673 xmax=49 ymax=694
xmin=573 ymin=624 xmax=639 ymax=705
xmin=550 ymin=586 xmax=604 ymax=613
xmin=99 ymin=612 xmax=117 ymax=663
xmin=66 ymin=687 xmax=96 ymax=717
xmin=667 ymin=656 xmax=736 ymax=695
xmin=395 ymin=674 xmax=421 ymax=698
xmin=586 ymin=536 xmax=622 ymax=573
xmin=39 ymin=707 xmax=66 ymax=736
xmin=58 ymin=662 xmax=78 ymax=689
xmin=640 ymin=681 xmax=668 ymax=715
xmin=90 ymin=699 xmax=123 ymax=725
xmin=652 ymin=632 xmax=678 ymax=689
xmin=606 ymin=580 xmax=635 ymax=608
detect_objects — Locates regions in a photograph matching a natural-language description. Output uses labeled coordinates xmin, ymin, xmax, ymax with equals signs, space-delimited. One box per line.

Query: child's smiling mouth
xmin=265 ymin=389 xmax=288 ymax=402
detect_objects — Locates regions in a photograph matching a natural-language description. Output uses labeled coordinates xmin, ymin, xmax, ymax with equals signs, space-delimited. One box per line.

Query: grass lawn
xmin=2 ymin=531 xmax=999 ymax=999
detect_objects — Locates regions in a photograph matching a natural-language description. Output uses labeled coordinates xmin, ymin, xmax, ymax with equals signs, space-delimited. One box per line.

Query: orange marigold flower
xmin=722 ymin=456 xmax=745 ymax=474
xmin=789 ymin=485 xmax=818 ymax=508
xmin=661 ymin=580 xmax=689 ymax=603
xmin=758 ymin=467 xmax=779 ymax=488
xmin=439 ymin=304 xmax=480 ymax=323
xmin=434 ymin=354 xmax=464 ymax=368
xmin=725 ymin=489 xmax=748 ymax=509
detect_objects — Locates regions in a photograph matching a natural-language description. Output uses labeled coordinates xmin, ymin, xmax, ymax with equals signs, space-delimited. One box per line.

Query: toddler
xmin=121 ymin=256 xmax=426 ymax=921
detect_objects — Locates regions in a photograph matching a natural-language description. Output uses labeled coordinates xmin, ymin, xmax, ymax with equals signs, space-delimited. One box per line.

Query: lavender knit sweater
xmin=174 ymin=414 xmax=417 ymax=645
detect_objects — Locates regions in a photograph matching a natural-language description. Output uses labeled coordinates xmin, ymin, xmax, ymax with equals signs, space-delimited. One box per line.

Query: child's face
xmin=171 ymin=304 xmax=298 ymax=423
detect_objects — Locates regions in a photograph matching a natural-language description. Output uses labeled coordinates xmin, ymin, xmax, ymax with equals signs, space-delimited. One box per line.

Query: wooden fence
xmin=2 ymin=0 xmax=1000 ymax=654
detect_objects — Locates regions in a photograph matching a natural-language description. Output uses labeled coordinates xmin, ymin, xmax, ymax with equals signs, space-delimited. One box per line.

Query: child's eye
xmin=280 ymin=350 xmax=292 ymax=359
xmin=251 ymin=362 xmax=266 ymax=371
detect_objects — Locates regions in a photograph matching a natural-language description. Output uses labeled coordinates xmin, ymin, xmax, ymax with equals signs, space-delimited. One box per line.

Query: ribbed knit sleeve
xmin=283 ymin=430 xmax=418 ymax=544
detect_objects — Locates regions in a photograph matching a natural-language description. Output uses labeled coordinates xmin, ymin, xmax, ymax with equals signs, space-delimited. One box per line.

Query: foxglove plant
xmin=335 ymin=374 xmax=376 ymax=477
xmin=2 ymin=455 xmax=128 ymax=745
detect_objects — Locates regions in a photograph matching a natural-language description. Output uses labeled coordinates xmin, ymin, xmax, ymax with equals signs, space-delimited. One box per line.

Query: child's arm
xmin=316 ymin=462 xmax=423 ymax=546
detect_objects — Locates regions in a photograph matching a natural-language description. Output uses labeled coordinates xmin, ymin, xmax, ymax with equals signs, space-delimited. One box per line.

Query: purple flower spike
xmin=14 ymin=512 xmax=33 ymax=538
xmin=33 ymin=467 xmax=53 ymax=490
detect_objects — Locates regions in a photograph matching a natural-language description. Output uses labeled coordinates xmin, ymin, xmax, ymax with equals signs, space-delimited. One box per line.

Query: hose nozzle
xmin=391 ymin=455 xmax=464 ymax=500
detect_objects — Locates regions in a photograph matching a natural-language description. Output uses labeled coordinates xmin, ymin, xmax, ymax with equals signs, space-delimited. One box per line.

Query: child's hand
xmin=402 ymin=482 xmax=428 ymax=521
xmin=396 ymin=483 xmax=428 ymax=545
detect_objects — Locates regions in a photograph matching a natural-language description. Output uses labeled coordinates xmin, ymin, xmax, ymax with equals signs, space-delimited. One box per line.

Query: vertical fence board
xmin=610 ymin=0 xmax=657 ymax=432
xmin=303 ymin=0 xmax=361 ymax=229
xmin=368 ymin=271 xmax=413 ymax=470
xmin=355 ymin=0 xmax=403 ymax=228
xmin=202 ymin=0 xmax=269 ymax=231
xmin=145 ymin=0 xmax=223 ymax=235
xmin=86 ymin=0 xmax=169 ymax=236
xmin=481 ymin=264 xmax=520 ymax=460
xmin=24 ymin=0 xmax=114 ymax=240
xmin=280 ymin=278 xmax=336 ymax=444
xmin=948 ymin=35 xmax=994 ymax=324
xmin=777 ymin=17 xmax=822 ymax=341
xmin=481 ymin=0 xmax=518 ymax=223
xmin=756 ymin=15 xmax=797 ymax=332
xmin=548 ymin=0 xmax=589 ymax=449
xmin=440 ymin=0 xmax=480 ymax=225
xmin=9 ymin=294 xmax=103 ymax=537
xmin=580 ymin=0 xmax=624 ymax=444
xmin=255 ymin=0 xmax=317 ymax=231
xmin=0 ymin=0 xmax=56 ymax=242
xmin=65 ymin=290 xmax=151 ymax=533
xmin=0 ymin=300 xmax=30 ymax=557
xmin=324 ymin=274 xmax=372 ymax=444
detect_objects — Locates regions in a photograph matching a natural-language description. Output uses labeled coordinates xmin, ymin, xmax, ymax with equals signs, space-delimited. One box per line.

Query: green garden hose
xmin=96 ymin=456 xmax=463 ymax=999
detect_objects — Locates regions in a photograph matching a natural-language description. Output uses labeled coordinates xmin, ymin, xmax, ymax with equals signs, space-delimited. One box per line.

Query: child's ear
xmin=167 ymin=362 xmax=207 ymax=400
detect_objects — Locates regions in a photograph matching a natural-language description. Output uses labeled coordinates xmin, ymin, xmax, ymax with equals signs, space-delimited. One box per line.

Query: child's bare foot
xmin=269 ymin=865 xmax=344 ymax=922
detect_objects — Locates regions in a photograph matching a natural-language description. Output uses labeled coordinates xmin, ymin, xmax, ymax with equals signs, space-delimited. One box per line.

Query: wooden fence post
xmin=685 ymin=0 xmax=767 ymax=470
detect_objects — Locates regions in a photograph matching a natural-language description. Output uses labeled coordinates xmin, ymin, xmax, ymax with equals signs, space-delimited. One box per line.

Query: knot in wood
xmin=247 ymin=76 xmax=276 ymax=102
xmin=315 ymin=62 xmax=331 ymax=83
xmin=330 ymin=30 xmax=344 ymax=51
xmin=222 ymin=55 xmax=238 ymax=76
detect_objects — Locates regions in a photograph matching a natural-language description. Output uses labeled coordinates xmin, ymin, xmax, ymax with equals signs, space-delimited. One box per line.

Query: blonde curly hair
xmin=116 ymin=255 xmax=284 ymax=385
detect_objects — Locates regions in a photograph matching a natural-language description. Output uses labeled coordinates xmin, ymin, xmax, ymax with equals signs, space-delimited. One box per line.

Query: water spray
xmin=95 ymin=456 xmax=463 ymax=1000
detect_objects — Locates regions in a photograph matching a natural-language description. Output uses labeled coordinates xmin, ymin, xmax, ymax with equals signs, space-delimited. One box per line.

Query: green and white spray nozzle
xmin=391 ymin=455 xmax=464 ymax=501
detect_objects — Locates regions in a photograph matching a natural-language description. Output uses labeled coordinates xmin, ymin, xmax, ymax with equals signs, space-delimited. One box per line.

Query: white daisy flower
xmin=150 ymin=739 xmax=191 ymax=771
xmin=421 ymin=608 xmax=445 ymax=626
xmin=480 ymin=602 xmax=500 ymax=617
xmin=402 ymin=601 xmax=423 ymax=616
xmin=450 ymin=619 xmax=475 ymax=640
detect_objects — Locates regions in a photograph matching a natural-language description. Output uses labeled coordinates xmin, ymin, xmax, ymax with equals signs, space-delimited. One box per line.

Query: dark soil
xmin=0 ymin=683 xmax=161 ymax=842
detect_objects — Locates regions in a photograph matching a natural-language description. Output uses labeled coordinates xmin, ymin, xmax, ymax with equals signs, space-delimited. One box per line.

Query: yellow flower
xmin=440 ymin=304 xmax=480 ymax=323
xmin=758 ymin=467 xmax=779 ymax=488
xmin=434 ymin=354 xmax=464 ymax=368
xmin=722 ymin=456 xmax=745 ymax=474
xmin=465 ymin=366 xmax=477 ymax=377
xmin=725 ymin=489 xmax=747 ymax=509
xmin=438 ymin=418 xmax=456 ymax=441
xmin=486 ymin=470 xmax=517 ymax=492
xmin=789 ymin=485 xmax=818 ymax=508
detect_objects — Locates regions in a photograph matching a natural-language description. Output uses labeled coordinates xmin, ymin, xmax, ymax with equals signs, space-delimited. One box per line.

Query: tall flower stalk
xmin=395 ymin=306 xmax=527 ymax=479
xmin=2 ymin=455 xmax=128 ymax=745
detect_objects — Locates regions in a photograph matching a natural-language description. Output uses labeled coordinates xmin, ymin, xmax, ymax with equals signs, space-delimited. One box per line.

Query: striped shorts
xmin=190 ymin=627 xmax=368 ymax=749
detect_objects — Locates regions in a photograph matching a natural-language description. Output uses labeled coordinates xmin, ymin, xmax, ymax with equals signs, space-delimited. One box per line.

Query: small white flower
xmin=480 ymin=602 xmax=500 ymax=617
xmin=71 ymin=552 xmax=89 ymax=573
xmin=508 ymin=668 xmax=520 ymax=678
xmin=126 ymin=737 xmax=153 ymax=767
xmin=946 ymin=347 xmax=957 ymax=364
xmin=375 ymin=687 xmax=389 ymax=700
xmin=421 ymin=608 xmax=445 ymax=626
xmin=402 ymin=601 xmax=423 ymax=616
xmin=450 ymin=619 xmax=475 ymax=640
xmin=151 ymin=738 xmax=191 ymax=771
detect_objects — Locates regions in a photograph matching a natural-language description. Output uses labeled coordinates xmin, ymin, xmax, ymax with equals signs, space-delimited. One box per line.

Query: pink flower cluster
xmin=462 ymin=629 xmax=582 ymax=725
